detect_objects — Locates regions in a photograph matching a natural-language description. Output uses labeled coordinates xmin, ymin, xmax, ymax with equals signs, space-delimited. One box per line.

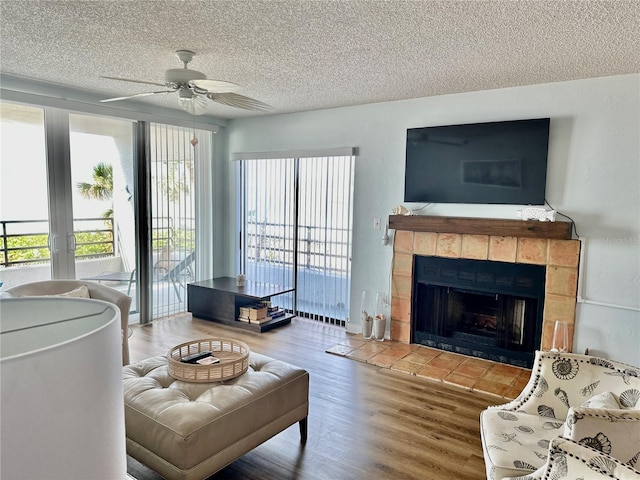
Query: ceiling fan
xmin=100 ymin=50 xmax=271 ymax=115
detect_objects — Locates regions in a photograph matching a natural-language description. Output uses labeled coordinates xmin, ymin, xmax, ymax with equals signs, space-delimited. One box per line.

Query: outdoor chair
xmin=82 ymin=249 xmax=195 ymax=302
xmin=153 ymin=247 xmax=195 ymax=301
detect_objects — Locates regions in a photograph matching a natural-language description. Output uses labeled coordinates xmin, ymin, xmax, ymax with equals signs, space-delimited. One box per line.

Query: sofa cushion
xmin=502 ymin=438 xmax=640 ymax=480
xmin=53 ymin=285 xmax=91 ymax=298
xmin=581 ymin=391 xmax=621 ymax=409
xmin=481 ymin=409 xmax=564 ymax=479
xmin=11 ymin=284 xmax=91 ymax=298
xmin=562 ymin=405 xmax=640 ymax=468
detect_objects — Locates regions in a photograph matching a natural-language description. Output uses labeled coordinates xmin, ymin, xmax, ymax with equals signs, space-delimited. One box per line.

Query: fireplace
xmin=412 ymin=256 xmax=545 ymax=367
xmin=388 ymin=215 xmax=581 ymax=367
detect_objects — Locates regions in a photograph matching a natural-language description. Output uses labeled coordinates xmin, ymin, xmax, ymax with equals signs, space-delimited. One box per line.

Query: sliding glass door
xmin=240 ymin=152 xmax=355 ymax=325
xmin=1 ymin=100 xmax=215 ymax=325
xmin=0 ymin=102 xmax=137 ymax=309
xmin=148 ymin=123 xmax=211 ymax=318
xmin=69 ymin=113 xmax=137 ymax=310
xmin=297 ymin=155 xmax=354 ymax=324
xmin=0 ymin=103 xmax=51 ymax=282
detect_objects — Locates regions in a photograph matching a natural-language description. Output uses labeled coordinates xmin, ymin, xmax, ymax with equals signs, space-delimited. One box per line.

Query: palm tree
xmin=76 ymin=162 xmax=113 ymax=218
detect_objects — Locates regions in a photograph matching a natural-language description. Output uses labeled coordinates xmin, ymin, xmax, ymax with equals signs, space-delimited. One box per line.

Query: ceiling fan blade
xmin=191 ymin=79 xmax=241 ymax=93
xmin=206 ymin=92 xmax=272 ymax=111
xmin=100 ymin=90 xmax=175 ymax=103
xmin=100 ymin=76 xmax=166 ymax=87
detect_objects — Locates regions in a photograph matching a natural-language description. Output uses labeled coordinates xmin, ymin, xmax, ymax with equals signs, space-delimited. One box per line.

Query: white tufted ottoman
xmin=123 ymin=352 xmax=309 ymax=480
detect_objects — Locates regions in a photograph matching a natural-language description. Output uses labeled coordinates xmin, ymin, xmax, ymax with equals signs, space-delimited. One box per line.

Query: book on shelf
xmin=238 ymin=315 xmax=272 ymax=324
xmin=260 ymin=300 xmax=281 ymax=312
xmin=252 ymin=316 xmax=274 ymax=324
xmin=268 ymin=308 xmax=287 ymax=319
xmin=238 ymin=303 xmax=268 ymax=320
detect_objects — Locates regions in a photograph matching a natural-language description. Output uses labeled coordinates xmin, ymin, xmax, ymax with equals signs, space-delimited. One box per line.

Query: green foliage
xmin=2 ymin=234 xmax=50 ymax=264
xmin=74 ymin=231 xmax=114 ymax=256
xmin=76 ymin=162 xmax=113 ymax=220
xmin=2 ymin=231 xmax=113 ymax=265
xmin=76 ymin=162 xmax=113 ymax=201
xmin=172 ymin=229 xmax=196 ymax=251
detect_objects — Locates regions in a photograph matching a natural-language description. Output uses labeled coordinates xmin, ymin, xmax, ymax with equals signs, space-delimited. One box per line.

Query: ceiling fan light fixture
xmin=177 ymin=93 xmax=208 ymax=115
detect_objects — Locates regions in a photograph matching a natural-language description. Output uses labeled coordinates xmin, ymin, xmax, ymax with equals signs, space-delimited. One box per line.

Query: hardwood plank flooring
xmin=127 ymin=314 xmax=496 ymax=480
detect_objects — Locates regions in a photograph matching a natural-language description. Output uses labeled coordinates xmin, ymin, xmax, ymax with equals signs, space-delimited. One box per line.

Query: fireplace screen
xmin=412 ymin=256 xmax=545 ymax=368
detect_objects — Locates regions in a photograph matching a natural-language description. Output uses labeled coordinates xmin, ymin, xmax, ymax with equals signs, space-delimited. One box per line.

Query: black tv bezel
xmin=403 ymin=118 xmax=550 ymax=205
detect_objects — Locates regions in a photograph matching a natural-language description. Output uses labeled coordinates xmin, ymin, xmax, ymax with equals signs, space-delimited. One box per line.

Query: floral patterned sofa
xmin=480 ymin=350 xmax=640 ymax=480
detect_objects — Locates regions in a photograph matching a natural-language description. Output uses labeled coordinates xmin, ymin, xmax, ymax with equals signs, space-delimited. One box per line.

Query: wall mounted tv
xmin=404 ymin=118 xmax=550 ymax=205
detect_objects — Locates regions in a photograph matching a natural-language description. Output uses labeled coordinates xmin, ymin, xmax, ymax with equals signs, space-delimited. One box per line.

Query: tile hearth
xmin=327 ymin=334 xmax=531 ymax=399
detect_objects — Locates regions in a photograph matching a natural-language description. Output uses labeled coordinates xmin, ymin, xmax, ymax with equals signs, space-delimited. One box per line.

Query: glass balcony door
xmin=147 ymin=123 xmax=206 ymax=319
xmin=1 ymin=101 xmax=216 ymax=324
xmin=0 ymin=103 xmax=52 ymax=284
xmin=240 ymin=151 xmax=355 ymax=326
xmin=0 ymin=103 xmax=136 ymax=306
xmin=69 ymin=113 xmax=137 ymax=310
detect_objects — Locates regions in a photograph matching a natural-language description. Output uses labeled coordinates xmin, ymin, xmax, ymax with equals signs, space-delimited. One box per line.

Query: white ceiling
xmin=1 ymin=0 xmax=639 ymax=120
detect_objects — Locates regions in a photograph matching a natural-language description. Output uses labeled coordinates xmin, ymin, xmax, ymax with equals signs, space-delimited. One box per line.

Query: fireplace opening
xmin=412 ymin=256 xmax=545 ymax=368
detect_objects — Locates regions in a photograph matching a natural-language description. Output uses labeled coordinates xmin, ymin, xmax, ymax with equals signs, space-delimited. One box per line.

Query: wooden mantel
xmin=388 ymin=215 xmax=572 ymax=240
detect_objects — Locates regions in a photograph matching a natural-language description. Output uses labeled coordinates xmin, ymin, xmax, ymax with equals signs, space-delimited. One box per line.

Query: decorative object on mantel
xmin=391 ymin=205 xmax=414 ymax=215
xmin=516 ymin=206 xmax=557 ymax=222
xmin=361 ymin=290 xmax=373 ymax=338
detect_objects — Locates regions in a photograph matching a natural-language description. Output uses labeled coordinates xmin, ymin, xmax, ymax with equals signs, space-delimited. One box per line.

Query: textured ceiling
xmin=1 ymin=0 xmax=639 ymax=119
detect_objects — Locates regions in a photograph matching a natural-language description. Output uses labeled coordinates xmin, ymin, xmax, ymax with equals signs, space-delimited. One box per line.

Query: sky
xmin=1 ymin=121 xmax=117 ymax=231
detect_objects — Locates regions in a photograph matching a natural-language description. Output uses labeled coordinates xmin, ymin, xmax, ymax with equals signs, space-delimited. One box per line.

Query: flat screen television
xmin=404 ymin=118 xmax=550 ymax=205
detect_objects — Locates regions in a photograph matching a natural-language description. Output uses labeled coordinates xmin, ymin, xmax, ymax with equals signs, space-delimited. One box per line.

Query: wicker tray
xmin=167 ymin=338 xmax=250 ymax=383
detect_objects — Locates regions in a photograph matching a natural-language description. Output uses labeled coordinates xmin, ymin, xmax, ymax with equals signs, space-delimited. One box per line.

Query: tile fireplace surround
xmin=389 ymin=215 xmax=581 ymax=355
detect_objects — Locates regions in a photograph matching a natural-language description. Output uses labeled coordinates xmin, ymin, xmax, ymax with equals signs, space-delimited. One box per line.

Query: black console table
xmin=187 ymin=277 xmax=295 ymax=333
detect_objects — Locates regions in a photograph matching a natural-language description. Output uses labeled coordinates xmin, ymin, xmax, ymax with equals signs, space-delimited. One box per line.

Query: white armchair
xmin=5 ymin=280 xmax=132 ymax=365
xmin=480 ymin=350 xmax=640 ymax=479
xmin=504 ymin=437 xmax=640 ymax=480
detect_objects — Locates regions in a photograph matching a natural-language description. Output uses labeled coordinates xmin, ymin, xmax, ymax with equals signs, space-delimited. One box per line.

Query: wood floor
xmin=127 ymin=314 xmax=496 ymax=480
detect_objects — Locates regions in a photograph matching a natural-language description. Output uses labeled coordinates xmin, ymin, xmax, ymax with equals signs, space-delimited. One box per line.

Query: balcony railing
xmin=0 ymin=218 xmax=115 ymax=267
xmin=246 ymin=221 xmax=350 ymax=275
xmin=245 ymin=220 xmax=351 ymax=325
xmin=2 ymin=218 xmax=351 ymax=324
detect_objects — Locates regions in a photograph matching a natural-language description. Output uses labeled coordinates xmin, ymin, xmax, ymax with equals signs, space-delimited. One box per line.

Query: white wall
xmin=226 ymin=74 xmax=640 ymax=366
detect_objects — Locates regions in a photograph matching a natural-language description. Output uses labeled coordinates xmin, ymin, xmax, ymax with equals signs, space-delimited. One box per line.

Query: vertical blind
xmin=149 ymin=123 xmax=203 ymax=318
xmin=239 ymin=148 xmax=355 ymax=325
